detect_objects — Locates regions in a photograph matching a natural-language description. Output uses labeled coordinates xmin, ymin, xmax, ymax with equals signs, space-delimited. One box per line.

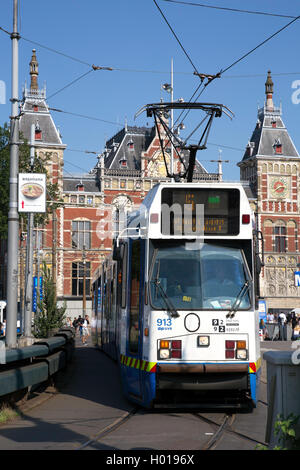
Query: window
xmin=129 ymin=240 xmax=141 ymax=354
xmin=149 ymin=241 xmax=251 ymax=311
xmin=35 ymin=129 xmax=42 ymax=140
xmin=72 ymin=220 xmax=91 ymax=249
xmin=121 ymin=243 xmax=128 ymax=308
xmin=72 ymin=262 xmax=90 ymax=296
xmin=274 ymin=225 xmax=286 ymax=252
xmin=273 ymin=139 xmax=282 ymax=154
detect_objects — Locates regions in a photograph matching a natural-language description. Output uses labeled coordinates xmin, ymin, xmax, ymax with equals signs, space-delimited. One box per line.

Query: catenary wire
xmin=152 ymin=0 xmax=200 ymax=75
xmin=160 ymin=0 xmax=297 ymax=19
xmin=2 ymin=25 xmax=300 ymax=79
xmin=48 ymin=107 xmax=123 ymax=127
xmin=47 ymin=70 xmax=94 ymax=101
xmin=219 ymin=15 xmax=300 ymax=75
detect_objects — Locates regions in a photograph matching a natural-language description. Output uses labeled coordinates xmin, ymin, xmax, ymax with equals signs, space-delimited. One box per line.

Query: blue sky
xmin=1 ymin=0 xmax=300 ymax=180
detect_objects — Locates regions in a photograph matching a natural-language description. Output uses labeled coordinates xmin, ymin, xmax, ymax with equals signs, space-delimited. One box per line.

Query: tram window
xmin=121 ymin=243 xmax=128 ymax=309
xmin=129 ymin=240 xmax=141 ymax=354
xmin=149 ymin=241 xmax=251 ymax=311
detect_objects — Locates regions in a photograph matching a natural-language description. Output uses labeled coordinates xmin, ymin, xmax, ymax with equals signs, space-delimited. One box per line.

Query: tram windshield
xmin=149 ymin=241 xmax=252 ymax=311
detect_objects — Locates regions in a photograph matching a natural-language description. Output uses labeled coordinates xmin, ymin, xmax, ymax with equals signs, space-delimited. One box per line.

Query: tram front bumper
xmin=156 ymin=363 xmax=249 ymax=391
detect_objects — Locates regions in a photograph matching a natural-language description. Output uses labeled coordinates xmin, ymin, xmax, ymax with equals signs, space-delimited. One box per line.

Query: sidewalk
xmin=0 ymin=335 xmax=133 ymax=450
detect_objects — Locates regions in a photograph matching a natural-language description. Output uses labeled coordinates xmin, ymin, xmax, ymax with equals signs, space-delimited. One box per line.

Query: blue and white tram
xmin=92 ymin=182 xmax=262 ymax=409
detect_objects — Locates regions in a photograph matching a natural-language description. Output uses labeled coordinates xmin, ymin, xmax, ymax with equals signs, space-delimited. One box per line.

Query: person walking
xmin=278 ymin=311 xmax=287 ymax=341
xmin=81 ymin=315 xmax=90 ymax=345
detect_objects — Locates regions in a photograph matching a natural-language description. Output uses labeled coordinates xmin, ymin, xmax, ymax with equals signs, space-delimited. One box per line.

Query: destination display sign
xmin=161 ymin=188 xmax=240 ymax=236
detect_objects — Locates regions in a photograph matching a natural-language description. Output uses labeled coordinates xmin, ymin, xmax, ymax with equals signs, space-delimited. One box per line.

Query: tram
xmin=91 ymin=182 xmax=262 ymax=409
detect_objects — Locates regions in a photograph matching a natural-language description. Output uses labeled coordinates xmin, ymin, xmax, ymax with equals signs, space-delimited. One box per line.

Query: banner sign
xmin=18 ymin=173 xmax=46 ymax=213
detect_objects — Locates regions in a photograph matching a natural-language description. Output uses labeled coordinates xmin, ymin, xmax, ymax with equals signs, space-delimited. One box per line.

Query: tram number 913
xmin=212 ymin=319 xmax=225 ymax=332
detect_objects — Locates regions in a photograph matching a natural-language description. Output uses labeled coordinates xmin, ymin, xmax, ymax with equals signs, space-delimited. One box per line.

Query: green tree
xmin=33 ymin=262 xmax=66 ymax=338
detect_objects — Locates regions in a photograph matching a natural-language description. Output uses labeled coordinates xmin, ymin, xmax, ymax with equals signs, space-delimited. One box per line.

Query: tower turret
xmin=265 ymin=70 xmax=274 ymax=112
xmin=29 ymin=49 xmax=39 ymax=91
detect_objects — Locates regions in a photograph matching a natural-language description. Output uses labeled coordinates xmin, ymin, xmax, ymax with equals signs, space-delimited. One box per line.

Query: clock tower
xmin=238 ymin=71 xmax=300 ymax=315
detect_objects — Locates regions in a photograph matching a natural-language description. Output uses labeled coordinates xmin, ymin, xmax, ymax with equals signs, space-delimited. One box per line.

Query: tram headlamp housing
xmin=159 ymin=348 xmax=171 ymax=359
xmin=236 ymin=349 xmax=248 ymax=360
xmin=197 ymin=336 xmax=210 ymax=347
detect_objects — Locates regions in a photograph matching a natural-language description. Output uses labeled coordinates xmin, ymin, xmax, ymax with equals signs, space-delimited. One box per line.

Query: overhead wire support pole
xmin=6 ymin=0 xmax=20 ymax=349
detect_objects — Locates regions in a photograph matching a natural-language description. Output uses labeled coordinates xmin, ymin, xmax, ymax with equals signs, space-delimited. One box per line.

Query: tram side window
xmin=121 ymin=243 xmax=128 ymax=309
xmin=129 ymin=240 xmax=141 ymax=354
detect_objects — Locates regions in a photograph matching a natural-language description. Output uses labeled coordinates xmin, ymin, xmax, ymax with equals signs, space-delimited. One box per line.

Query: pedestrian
xmin=72 ymin=317 xmax=78 ymax=334
xmin=267 ymin=312 xmax=274 ymax=323
xmin=0 ymin=322 xmax=3 ymax=336
xmin=278 ymin=311 xmax=287 ymax=341
xmin=259 ymin=319 xmax=268 ymax=340
xmin=2 ymin=320 xmax=6 ymax=336
xmin=81 ymin=315 xmax=90 ymax=345
xmin=77 ymin=315 xmax=83 ymax=339
xmin=293 ymin=319 xmax=300 ymax=341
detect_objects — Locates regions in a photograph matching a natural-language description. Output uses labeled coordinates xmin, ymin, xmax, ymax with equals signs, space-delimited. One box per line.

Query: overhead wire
xmin=48 ymin=107 xmax=123 ymax=127
xmin=47 ymin=70 xmax=94 ymax=101
xmin=219 ymin=15 xmax=300 ymax=76
xmin=160 ymin=0 xmax=297 ymax=19
xmin=152 ymin=0 xmax=200 ymax=75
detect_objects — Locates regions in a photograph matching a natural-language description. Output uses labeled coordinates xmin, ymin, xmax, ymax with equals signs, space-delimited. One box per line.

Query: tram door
xmin=127 ymin=238 xmax=145 ymax=398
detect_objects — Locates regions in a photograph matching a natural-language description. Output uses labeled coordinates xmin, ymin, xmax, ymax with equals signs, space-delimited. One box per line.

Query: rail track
xmin=74 ymin=401 xmax=268 ymax=451
xmin=195 ymin=411 xmax=268 ymax=450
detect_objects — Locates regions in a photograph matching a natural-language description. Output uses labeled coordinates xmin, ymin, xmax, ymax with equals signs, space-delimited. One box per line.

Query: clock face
xmin=269 ymin=176 xmax=289 ymax=199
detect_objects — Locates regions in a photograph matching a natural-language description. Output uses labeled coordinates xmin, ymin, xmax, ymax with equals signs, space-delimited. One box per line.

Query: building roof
xmin=19 ymin=50 xmax=65 ymax=149
xmin=63 ymin=176 xmax=100 ymax=193
xmin=102 ymin=126 xmax=155 ymax=170
xmin=240 ymin=72 xmax=299 ymax=162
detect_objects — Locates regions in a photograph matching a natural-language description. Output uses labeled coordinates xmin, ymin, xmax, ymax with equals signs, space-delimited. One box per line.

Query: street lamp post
xmin=6 ymin=0 xmax=20 ymax=348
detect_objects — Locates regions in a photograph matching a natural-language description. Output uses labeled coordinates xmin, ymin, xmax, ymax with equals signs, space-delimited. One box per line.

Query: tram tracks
xmin=195 ymin=411 xmax=268 ymax=450
xmin=75 ymin=407 xmax=139 ymax=450
xmin=75 ymin=399 xmax=268 ymax=450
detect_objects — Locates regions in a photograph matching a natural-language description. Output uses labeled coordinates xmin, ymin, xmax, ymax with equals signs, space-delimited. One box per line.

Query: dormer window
xmin=127 ymin=138 xmax=134 ymax=150
xmin=76 ymin=182 xmax=84 ymax=191
xmin=247 ymin=141 xmax=255 ymax=157
xmin=119 ymin=158 xmax=127 ymax=168
xmin=35 ymin=126 xmax=42 ymax=140
xmin=112 ymin=140 xmax=119 ymax=151
xmin=273 ymin=138 xmax=282 ymax=154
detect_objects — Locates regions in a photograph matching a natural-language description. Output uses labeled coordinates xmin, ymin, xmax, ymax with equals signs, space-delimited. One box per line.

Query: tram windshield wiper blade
xmin=152 ymin=279 xmax=180 ymax=318
xmin=226 ymin=280 xmax=250 ymax=319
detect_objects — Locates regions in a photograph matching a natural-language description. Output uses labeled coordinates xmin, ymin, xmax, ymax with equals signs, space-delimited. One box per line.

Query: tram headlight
xmin=197 ymin=336 xmax=210 ymax=347
xmin=159 ymin=348 xmax=171 ymax=359
xmin=236 ymin=348 xmax=248 ymax=360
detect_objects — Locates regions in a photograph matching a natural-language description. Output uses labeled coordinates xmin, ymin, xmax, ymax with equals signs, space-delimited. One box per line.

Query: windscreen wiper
xmin=226 ymin=280 xmax=250 ymax=319
xmin=152 ymin=278 xmax=180 ymax=318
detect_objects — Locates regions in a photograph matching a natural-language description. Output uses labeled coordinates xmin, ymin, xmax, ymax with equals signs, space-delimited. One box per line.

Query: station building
xmin=238 ymin=71 xmax=300 ymax=315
